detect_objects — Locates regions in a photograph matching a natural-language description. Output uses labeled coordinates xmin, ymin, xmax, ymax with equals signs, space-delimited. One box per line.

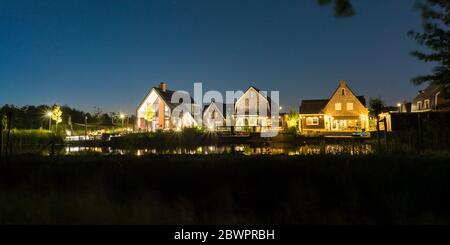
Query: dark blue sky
xmin=0 ymin=0 xmax=433 ymax=113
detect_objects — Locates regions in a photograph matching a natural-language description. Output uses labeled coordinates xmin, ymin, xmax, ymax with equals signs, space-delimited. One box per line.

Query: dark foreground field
xmin=1 ymin=154 xmax=450 ymax=224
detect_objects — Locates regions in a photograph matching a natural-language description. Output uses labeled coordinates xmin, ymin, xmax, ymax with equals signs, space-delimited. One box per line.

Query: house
xmin=135 ymin=82 xmax=199 ymax=131
xmin=412 ymin=83 xmax=449 ymax=112
xmin=203 ymin=101 xmax=226 ymax=130
xmin=380 ymin=111 xmax=450 ymax=132
xmin=299 ymin=80 xmax=369 ymax=133
xmin=233 ymin=86 xmax=276 ymax=132
xmin=379 ymin=83 xmax=449 ymax=132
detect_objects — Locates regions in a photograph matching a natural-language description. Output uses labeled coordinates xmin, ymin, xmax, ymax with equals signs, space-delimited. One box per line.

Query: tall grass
xmin=1 ymin=154 xmax=449 ymax=224
xmin=2 ymin=129 xmax=64 ymax=155
xmin=387 ymin=123 xmax=450 ymax=153
xmin=110 ymin=128 xmax=218 ymax=149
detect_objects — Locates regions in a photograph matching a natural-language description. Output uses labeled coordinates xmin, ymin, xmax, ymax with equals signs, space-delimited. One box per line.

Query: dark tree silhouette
xmin=318 ymin=0 xmax=355 ymax=17
xmin=369 ymin=98 xmax=385 ymax=151
xmin=409 ymin=0 xmax=450 ymax=96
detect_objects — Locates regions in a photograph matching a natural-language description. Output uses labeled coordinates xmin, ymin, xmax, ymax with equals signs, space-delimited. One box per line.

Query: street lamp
xmin=397 ymin=103 xmax=402 ymax=112
xmin=46 ymin=112 xmax=53 ymax=131
xmin=84 ymin=116 xmax=88 ymax=141
xmin=120 ymin=113 xmax=125 ymax=129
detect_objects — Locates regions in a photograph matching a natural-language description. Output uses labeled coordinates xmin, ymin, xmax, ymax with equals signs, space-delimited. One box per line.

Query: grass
xmin=110 ymin=128 xmax=219 ymax=149
xmin=1 ymin=129 xmax=64 ymax=155
xmin=1 ymin=153 xmax=450 ymax=224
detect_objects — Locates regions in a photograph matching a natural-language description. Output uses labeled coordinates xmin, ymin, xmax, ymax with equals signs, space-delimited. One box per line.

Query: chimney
xmin=159 ymin=82 xmax=167 ymax=92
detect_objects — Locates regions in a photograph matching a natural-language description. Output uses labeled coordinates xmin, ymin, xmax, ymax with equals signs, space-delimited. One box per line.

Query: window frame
xmin=346 ymin=102 xmax=353 ymax=111
xmin=306 ymin=116 xmax=319 ymax=126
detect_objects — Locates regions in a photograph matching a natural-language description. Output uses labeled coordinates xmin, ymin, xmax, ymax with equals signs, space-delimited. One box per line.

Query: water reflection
xmin=63 ymin=144 xmax=373 ymax=156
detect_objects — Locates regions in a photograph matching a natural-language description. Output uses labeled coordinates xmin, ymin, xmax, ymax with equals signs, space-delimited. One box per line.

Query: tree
xmin=0 ymin=114 xmax=6 ymax=158
xmin=318 ymin=0 xmax=354 ymax=17
xmin=144 ymin=105 xmax=155 ymax=131
xmin=286 ymin=110 xmax=299 ymax=130
xmin=409 ymin=0 xmax=450 ymax=97
xmin=369 ymin=98 xmax=385 ymax=150
xmin=51 ymin=105 xmax=63 ymax=132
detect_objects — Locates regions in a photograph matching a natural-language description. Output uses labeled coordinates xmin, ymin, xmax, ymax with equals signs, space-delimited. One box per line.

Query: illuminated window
xmin=417 ymin=101 xmax=422 ymax=110
xmin=335 ymin=103 xmax=342 ymax=111
xmin=164 ymin=105 xmax=170 ymax=117
xmin=347 ymin=103 xmax=353 ymax=111
xmin=306 ymin=117 xmax=319 ymax=126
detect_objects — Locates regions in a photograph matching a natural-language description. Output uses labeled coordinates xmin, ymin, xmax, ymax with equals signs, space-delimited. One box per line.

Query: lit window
xmin=164 ymin=105 xmax=170 ymax=117
xmin=335 ymin=103 xmax=342 ymax=111
xmin=417 ymin=101 xmax=422 ymax=110
xmin=313 ymin=117 xmax=319 ymax=125
xmin=347 ymin=103 xmax=353 ymax=111
xmin=306 ymin=117 xmax=319 ymax=126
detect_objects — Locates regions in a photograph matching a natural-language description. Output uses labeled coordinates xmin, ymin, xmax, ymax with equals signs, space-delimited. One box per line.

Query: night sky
xmin=0 ymin=0 xmax=433 ymax=114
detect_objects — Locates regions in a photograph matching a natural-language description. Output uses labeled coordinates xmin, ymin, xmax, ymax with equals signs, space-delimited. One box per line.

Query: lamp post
xmin=84 ymin=116 xmax=88 ymax=141
xmin=397 ymin=103 xmax=402 ymax=112
xmin=120 ymin=113 xmax=125 ymax=132
xmin=47 ymin=112 xmax=53 ymax=131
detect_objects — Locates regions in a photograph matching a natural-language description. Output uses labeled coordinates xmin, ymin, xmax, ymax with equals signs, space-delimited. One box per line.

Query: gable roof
xmin=299 ymin=96 xmax=366 ymax=114
xmin=137 ymin=86 xmax=196 ymax=112
xmin=203 ymin=102 xmax=224 ymax=119
xmin=234 ymin=86 xmax=276 ymax=113
xmin=299 ymin=81 xmax=367 ymax=115
xmin=248 ymin=86 xmax=272 ymax=103
xmin=413 ymin=84 xmax=444 ymax=102
xmin=356 ymin=96 xmax=366 ymax=107
xmin=203 ymin=102 xmax=235 ymax=118
xmin=299 ymin=99 xmax=329 ymax=114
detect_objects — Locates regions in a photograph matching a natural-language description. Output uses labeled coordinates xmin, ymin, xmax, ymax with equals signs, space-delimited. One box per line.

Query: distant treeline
xmin=0 ymin=104 xmax=135 ymax=130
